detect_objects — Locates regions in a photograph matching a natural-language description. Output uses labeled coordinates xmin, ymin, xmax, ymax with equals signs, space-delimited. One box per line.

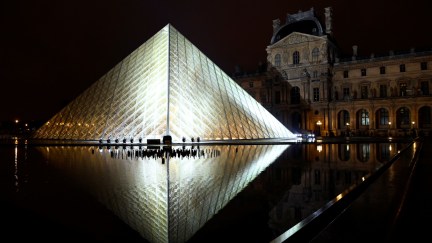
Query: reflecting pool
xmin=0 ymin=141 xmax=407 ymax=243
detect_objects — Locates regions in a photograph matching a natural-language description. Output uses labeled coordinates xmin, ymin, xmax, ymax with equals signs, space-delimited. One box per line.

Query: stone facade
xmin=235 ymin=7 xmax=432 ymax=137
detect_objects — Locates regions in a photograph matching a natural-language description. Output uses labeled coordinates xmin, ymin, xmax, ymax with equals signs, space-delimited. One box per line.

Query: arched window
xmin=275 ymin=54 xmax=281 ymax=67
xmin=312 ymin=48 xmax=319 ymax=63
xmin=293 ymin=51 xmax=300 ymax=64
xmin=360 ymin=109 xmax=369 ymax=126
xmin=338 ymin=110 xmax=350 ymax=129
xmin=378 ymin=108 xmax=389 ymax=125
xmin=396 ymin=107 xmax=410 ymax=128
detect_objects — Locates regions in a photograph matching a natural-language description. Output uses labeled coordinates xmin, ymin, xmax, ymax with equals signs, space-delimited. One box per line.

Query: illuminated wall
xmin=33 ymin=24 xmax=295 ymax=142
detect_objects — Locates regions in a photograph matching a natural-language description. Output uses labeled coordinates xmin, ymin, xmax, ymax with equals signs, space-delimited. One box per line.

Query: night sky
xmin=1 ymin=0 xmax=431 ymax=123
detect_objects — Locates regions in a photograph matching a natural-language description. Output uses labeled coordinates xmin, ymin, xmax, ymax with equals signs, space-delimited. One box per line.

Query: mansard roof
xmin=271 ymin=8 xmax=324 ymax=45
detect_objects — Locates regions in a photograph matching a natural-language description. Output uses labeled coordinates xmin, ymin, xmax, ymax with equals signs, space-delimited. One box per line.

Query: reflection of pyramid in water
xmin=33 ymin=24 xmax=295 ymax=142
xmin=37 ymin=144 xmax=290 ymax=243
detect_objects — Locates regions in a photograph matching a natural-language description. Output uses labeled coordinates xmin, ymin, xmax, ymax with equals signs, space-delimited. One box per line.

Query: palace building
xmin=235 ymin=7 xmax=432 ymax=137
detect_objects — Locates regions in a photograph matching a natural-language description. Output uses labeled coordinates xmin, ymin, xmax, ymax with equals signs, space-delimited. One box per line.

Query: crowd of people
xmin=93 ymin=145 xmax=221 ymax=161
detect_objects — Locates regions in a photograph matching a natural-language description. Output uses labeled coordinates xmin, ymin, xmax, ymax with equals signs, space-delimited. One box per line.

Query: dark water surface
xmin=0 ymin=140 xmax=408 ymax=243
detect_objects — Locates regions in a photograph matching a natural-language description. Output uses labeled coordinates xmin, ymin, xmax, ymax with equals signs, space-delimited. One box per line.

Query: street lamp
xmin=14 ymin=119 xmax=20 ymax=137
xmin=388 ymin=121 xmax=392 ymax=137
xmin=346 ymin=122 xmax=350 ymax=136
xmin=316 ymin=120 xmax=322 ymax=136
xmin=412 ymin=121 xmax=416 ymax=137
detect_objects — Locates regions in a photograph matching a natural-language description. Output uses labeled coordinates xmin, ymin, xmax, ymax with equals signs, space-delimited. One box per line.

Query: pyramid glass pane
xmin=33 ymin=24 xmax=296 ymax=142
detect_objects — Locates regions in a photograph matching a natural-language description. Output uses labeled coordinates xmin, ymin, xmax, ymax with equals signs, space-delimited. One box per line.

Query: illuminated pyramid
xmin=33 ymin=24 xmax=295 ymax=142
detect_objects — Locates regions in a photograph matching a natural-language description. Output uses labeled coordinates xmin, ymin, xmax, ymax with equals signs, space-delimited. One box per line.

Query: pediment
xmin=272 ymin=32 xmax=325 ymax=48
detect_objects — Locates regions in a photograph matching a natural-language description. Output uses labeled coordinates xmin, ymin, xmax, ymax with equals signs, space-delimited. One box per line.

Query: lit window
xmin=360 ymin=109 xmax=369 ymax=125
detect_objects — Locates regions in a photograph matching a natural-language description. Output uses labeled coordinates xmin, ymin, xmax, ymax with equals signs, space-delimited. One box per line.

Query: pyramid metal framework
xmin=33 ymin=24 xmax=295 ymax=142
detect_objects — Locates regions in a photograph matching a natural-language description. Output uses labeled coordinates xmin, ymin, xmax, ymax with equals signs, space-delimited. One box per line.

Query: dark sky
xmin=1 ymin=0 xmax=431 ymax=122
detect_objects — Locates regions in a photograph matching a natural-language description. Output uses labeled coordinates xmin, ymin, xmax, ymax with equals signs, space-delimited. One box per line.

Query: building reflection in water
xmin=265 ymin=142 xmax=402 ymax=237
xmin=33 ymin=142 xmax=403 ymax=243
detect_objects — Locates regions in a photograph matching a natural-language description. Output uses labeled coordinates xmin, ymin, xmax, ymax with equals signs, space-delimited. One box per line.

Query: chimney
xmin=324 ymin=7 xmax=333 ymax=35
xmin=272 ymin=19 xmax=281 ymax=35
xmin=352 ymin=45 xmax=358 ymax=60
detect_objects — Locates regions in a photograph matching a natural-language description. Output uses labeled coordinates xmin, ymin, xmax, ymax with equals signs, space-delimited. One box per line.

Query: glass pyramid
xmin=33 ymin=24 xmax=295 ymax=142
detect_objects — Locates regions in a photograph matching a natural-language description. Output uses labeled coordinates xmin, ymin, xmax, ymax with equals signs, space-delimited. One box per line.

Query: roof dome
xmin=270 ymin=8 xmax=325 ymax=45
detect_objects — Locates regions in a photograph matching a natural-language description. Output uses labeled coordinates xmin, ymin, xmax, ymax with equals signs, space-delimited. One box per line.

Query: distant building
xmin=235 ymin=7 xmax=432 ymax=137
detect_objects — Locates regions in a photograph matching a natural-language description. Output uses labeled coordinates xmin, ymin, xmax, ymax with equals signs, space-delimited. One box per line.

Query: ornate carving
xmin=284 ymin=34 xmax=309 ymax=45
